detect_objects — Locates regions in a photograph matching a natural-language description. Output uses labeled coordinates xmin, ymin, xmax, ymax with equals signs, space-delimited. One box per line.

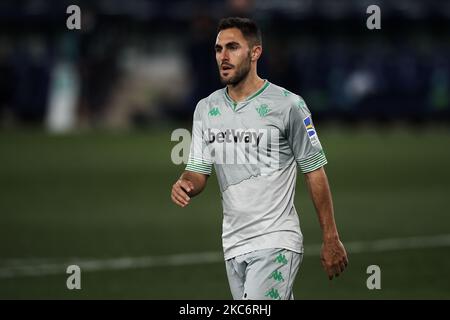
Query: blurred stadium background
xmin=0 ymin=0 xmax=449 ymax=299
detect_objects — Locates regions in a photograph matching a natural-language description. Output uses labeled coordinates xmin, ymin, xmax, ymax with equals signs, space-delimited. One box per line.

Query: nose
xmin=218 ymin=49 xmax=229 ymax=63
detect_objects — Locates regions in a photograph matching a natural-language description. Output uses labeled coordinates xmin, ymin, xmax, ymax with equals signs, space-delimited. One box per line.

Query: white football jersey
xmin=186 ymin=80 xmax=327 ymax=259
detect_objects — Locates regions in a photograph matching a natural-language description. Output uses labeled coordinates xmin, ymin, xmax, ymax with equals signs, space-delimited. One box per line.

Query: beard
xmin=219 ymin=53 xmax=252 ymax=86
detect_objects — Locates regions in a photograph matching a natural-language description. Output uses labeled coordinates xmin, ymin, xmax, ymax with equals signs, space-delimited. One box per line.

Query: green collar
xmin=224 ymin=80 xmax=270 ymax=110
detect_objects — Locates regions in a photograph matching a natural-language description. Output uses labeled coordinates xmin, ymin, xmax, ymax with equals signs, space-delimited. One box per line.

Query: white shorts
xmin=225 ymin=248 xmax=303 ymax=300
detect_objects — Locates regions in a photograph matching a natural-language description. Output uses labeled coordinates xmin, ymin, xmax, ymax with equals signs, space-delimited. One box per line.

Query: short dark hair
xmin=217 ymin=17 xmax=262 ymax=47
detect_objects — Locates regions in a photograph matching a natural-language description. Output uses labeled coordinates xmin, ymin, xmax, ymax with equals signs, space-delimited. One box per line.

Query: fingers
xmin=321 ymin=257 xmax=335 ymax=280
xmin=325 ymin=265 xmax=340 ymax=280
xmin=171 ymin=180 xmax=192 ymax=207
xmin=171 ymin=193 xmax=185 ymax=207
xmin=343 ymin=255 xmax=349 ymax=267
xmin=322 ymin=256 xmax=348 ymax=280
xmin=328 ymin=270 xmax=334 ymax=280
xmin=177 ymin=179 xmax=194 ymax=194
xmin=329 ymin=265 xmax=340 ymax=280
xmin=173 ymin=189 xmax=190 ymax=206
xmin=321 ymin=240 xmax=349 ymax=280
xmin=171 ymin=192 xmax=189 ymax=207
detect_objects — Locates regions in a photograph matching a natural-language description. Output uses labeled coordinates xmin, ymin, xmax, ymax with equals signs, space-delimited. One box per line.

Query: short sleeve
xmin=286 ymin=96 xmax=328 ymax=173
xmin=185 ymin=100 xmax=213 ymax=175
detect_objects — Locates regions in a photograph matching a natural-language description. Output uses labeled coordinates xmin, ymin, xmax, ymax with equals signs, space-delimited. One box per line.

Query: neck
xmin=227 ymin=71 xmax=264 ymax=102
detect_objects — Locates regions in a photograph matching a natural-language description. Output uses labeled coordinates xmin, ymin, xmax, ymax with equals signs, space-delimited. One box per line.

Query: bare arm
xmin=304 ymin=167 xmax=348 ymax=280
xmin=171 ymin=171 xmax=209 ymax=207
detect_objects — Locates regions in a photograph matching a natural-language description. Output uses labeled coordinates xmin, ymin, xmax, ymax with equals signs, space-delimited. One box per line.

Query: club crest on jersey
xmin=256 ymin=104 xmax=271 ymax=117
xmin=303 ymin=116 xmax=316 ymax=137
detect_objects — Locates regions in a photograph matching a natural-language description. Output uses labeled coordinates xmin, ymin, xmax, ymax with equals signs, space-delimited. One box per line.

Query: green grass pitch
xmin=0 ymin=126 xmax=449 ymax=299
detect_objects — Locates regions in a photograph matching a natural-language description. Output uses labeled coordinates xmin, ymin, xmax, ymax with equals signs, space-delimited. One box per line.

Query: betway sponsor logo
xmin=171 ymin=125 xmax=280 ymax=166
xmin=206 ymin=129 xmax=263 ymax=148
xmin=199 ymin=128 xmax=280 ymax=166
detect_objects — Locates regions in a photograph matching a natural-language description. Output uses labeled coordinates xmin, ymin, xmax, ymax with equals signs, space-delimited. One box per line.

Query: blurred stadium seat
xmin=0 ymin=0 xmax=448 ymax=130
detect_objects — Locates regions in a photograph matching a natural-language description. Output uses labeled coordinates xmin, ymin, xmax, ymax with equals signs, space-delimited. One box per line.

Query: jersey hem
xmin=224 ymin=244 xmax=303 ymax=260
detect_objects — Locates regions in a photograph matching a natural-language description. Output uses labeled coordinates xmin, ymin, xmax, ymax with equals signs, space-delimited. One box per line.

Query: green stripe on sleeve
xmin=186 ymin=158 xmax=212 ymax=175
xmin=296 ymin=150 xmax=328 ymax=173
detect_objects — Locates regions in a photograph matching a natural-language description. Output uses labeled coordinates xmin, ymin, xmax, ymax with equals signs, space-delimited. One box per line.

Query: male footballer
xmin=171 ymin=17 xmax=348 ymax=300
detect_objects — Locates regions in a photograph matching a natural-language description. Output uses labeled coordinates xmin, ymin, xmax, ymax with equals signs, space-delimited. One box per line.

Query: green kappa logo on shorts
xmin=275 ymin=253 xmax=288 ymax=264
xmin=265 ymin=288 xmax=281 ymax=300
xmin=270 ymin=270 xmax=284 ymax=282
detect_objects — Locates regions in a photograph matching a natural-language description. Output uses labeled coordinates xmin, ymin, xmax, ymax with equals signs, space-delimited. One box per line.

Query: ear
xmin=251 ymin=45 xmax=262 ymax=62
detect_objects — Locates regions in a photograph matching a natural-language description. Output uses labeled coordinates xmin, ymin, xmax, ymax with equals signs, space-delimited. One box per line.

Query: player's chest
xmin=204 ymin=103 xmax=278 ymax=131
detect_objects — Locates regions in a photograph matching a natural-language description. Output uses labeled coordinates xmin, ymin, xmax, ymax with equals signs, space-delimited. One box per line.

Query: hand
xmin=320 ymin=238 xmax=348 ymax=280
xmin=171 ymin=179 xmax=194 ymax=207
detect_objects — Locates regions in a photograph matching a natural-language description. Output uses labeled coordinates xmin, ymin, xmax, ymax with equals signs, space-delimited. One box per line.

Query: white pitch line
xmin=1 ymin=234 xmax=450 ymax=279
